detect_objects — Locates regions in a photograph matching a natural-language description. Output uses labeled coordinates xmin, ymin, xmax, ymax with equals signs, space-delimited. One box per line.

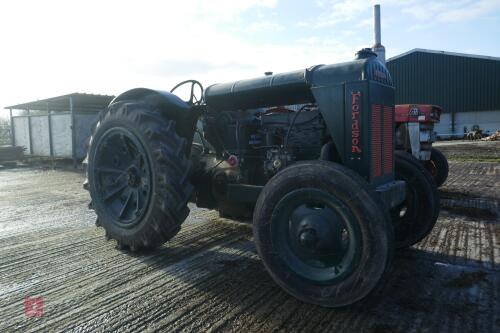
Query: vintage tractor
xmin=395 ymin=104 xmax=449 ymax=187
xmin=84 ymin=49 xmax=439 ymax=307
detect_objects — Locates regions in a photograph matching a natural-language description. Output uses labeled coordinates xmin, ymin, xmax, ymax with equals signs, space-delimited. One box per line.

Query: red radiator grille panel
xmin=371 ymin=104 xmax=382 ymax=178
xmin=383 ymin=106 xmax=393 ymax=174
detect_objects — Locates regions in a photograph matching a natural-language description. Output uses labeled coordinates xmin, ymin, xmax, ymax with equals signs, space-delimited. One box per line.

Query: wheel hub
xmin=92 ymin=127 xmax=152 ymax=228
xmin=295 ymin=214 xmax=341 ymax=255
xmin=271 ymin=188 xmax=362 ymax=284
xmin=127 ymin=167 xmax=141 ymax=187
xmin=298 ymin=228 xmax=317 ymax=249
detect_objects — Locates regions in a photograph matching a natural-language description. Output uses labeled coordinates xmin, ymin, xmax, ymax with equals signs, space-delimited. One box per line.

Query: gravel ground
xmin=0 ymin=142 xmax=499 ymax=332
xmin=434 ymin=140 xmax=500 ymax=161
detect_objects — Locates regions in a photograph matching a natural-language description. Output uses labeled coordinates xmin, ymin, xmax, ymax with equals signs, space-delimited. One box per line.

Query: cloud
xmin=437 ymin=0 xmax=500 ymax=22
xmin=399 ymin=0 xmax=500 ymax=32
xmin=314 ymin=0 xmax=500 ymax=27
xmin=139 ymin=59 xmax=257 ymax=77
xmin=402 ymin=0 xmax=500 ymax=22
xmin=406 ymin=23 xmax=429 ymax=32
xmin=196 ymin=0 xmax=278 ymax=22
xmin=0 ymin=0 xmax=283 ymax=109
xmin=356 ymin=18 xmax=373 ymax=28
xmin=298 ymin=0 xmax=403 ymax=29
xmin=247 ymin=20 xmax=285 ymax=33
xmin=1 ymin=0 xmax=497 ymax=115
xmin=295 ymin=36 xmax=322 ymax=45
xmin=313 ymin=0 xmax=369 ymax=28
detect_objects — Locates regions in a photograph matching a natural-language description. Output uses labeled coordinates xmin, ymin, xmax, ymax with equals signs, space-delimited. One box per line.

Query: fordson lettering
xmin=351 ymin=91 xmax=361 ymax=153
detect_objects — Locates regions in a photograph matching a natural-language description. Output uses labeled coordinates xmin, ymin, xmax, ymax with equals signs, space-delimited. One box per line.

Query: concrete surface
xmin=0 ymin=142 xmax=499 ymax=332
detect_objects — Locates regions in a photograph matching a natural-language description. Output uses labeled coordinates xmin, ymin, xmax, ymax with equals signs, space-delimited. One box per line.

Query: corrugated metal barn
xmin=387 ymin=49 xmax=500 ymax=137
xmin=5 ymin=93 xmax=114 ymax=164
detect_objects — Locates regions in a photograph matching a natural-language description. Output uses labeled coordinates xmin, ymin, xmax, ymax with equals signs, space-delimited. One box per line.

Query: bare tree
xmin=0 ymin=118 xmax=11 ymax=145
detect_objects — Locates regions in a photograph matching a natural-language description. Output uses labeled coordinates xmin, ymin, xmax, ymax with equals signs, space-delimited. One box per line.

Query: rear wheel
xmin=392 ymin=152 xmax=439 ymax=248
xmin=86 ymin=101 xmax=193 ymax=251
xmin=253 ymin=161 xmax=393 ymax=307
xmin=425 ymin=148 xmax=448 ymax=187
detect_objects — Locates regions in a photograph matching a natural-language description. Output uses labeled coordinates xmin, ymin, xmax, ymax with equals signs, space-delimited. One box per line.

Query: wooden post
xmin=47 ymin=102 xmax=54 ymax=158
xmin=27 ymin=109 xmax=33 ymax=155
xmin=9 ymin=108 xmax=15 ymax=146
xmin=70 ymin=96 xmax=77 ymax=167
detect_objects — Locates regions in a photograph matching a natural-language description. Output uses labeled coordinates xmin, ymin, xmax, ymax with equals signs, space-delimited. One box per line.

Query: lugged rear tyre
xmin=85 ymin=101 xmax=193 ymax=251
xmin=253 ymin=161 xmax=393 ymax=308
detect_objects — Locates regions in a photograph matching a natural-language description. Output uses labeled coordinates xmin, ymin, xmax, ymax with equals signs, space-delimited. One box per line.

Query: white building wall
xmin=30 ymin=116 xmax=51 ymax=156
xmin=455 ymin=110 xmax=500 ymax=135
xmin=435 ymin=110 xmax=500 ymax=138
xmin=51 ymin=114 xmax=72 ymax=157
xmin=434 ymin=113 xmax=452 ymax=136
xmin=11 ymin=111 xmax=101 ymax=159
xmin=13 ymin=117 xmax=30 ymax=153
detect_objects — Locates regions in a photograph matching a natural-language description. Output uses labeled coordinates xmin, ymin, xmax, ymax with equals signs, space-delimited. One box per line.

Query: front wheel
xmin=392 ymin=152 xmax=439 ymax=248
xmin=253 ymin=161 xmax=393 ymax=308
xmin=425 ymin=148 xmax=449 ymax=187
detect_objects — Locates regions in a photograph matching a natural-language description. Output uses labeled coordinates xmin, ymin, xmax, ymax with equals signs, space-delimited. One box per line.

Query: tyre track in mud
xmin=1 ymin=223 xmax=249 ymax=323
xmin=20 ymin=239 xmax=254 ymax=332
xmin=0 ymin=224 xmax=227 ymax=300
xmin=0 ymin=217 xmax=231 ymax=281
xmin=0 ymin=156 xmax=499 ymax=332
xmin=440 ymin=160 xmax=500 ymax=202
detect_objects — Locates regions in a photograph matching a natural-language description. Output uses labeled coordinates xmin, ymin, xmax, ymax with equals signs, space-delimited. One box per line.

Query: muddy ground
xmin=434 ymin=140 xmax=500 ymax=162
xmin=0 ymin=141 xmax=499 ymax=332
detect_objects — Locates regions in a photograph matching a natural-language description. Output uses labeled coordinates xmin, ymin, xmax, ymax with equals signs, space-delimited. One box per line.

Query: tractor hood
xmin=204 ymin=49 xmax=393 ymax=111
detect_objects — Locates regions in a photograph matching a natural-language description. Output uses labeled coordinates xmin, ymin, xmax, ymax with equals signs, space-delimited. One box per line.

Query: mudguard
xmin=111 ymin=88 xmax=200 ymax=147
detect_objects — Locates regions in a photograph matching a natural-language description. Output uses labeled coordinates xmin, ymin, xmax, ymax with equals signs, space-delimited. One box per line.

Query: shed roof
xmin=4 ymin=93 xmax=115 ymax=113
xmin=388 ymin=48 xmax=500 ymax=63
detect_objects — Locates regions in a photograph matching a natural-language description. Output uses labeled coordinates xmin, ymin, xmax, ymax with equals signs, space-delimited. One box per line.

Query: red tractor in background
xmin=395 ymin=104 xmax=449 ymax=187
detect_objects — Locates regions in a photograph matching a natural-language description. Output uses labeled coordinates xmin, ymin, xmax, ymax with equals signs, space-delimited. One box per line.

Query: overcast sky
xmin=1 ymin=0 xmax=499 ymax=117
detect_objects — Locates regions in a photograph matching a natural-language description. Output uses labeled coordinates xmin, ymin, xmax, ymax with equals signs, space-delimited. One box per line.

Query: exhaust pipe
xmin=372 ymin=4 xmax=386 ymax=64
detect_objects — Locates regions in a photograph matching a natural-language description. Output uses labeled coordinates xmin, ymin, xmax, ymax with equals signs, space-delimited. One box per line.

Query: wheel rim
xmin=426 ymin=160 xmax=438 ymax=178
xmin=92 ymin=127 xmax=152 ymax=228
xmin=391 ymin=181 xmax=419 ymax=238
xmin=270 ymin=188 xmax=362 ymax=284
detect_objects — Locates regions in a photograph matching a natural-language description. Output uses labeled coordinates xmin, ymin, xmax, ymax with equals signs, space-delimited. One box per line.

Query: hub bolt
xmin=299 ymin=228 xmax=317 ymax=249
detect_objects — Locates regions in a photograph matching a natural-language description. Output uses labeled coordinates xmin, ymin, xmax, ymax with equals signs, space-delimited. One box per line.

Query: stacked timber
xmin=481 ymin=131 xmax=500 ymax=141
xmin=0 ymin=145 xmax=25 ymax=162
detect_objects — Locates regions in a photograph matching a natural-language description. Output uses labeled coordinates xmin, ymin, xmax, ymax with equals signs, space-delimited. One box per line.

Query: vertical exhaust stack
xmin=372 ymin=4 xmax=386 ymax=64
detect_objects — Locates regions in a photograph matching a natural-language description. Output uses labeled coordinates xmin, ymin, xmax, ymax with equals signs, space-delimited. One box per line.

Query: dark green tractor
xmin=84 ymin=49 xmax=439 ymax=307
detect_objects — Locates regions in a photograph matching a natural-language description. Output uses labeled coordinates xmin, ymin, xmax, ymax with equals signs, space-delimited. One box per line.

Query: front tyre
xmin=86 ymin=101 xmax=193 ymax=251
xmin=425 ymin=148 xmax=449 ymax=187
xmin=253 ymin=161 xmax=393 ymax=308
xmin=392 ymin=152 xmax=439 ymax=248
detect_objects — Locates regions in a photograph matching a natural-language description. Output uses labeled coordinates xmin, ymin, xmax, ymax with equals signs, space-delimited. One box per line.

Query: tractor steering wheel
xmin=170 ymin=80 xmax=204 ymax=105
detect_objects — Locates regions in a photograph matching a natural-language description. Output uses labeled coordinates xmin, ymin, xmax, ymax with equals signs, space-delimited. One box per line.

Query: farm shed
xmin=4 ymin=93 xmax=114 ymax=164
xmin=387 ymin=49 xmax=500 ymax=138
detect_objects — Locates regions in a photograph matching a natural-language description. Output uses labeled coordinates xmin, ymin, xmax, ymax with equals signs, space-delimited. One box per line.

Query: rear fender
xmin=111 ymin=88 xmax=201 ymax=153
